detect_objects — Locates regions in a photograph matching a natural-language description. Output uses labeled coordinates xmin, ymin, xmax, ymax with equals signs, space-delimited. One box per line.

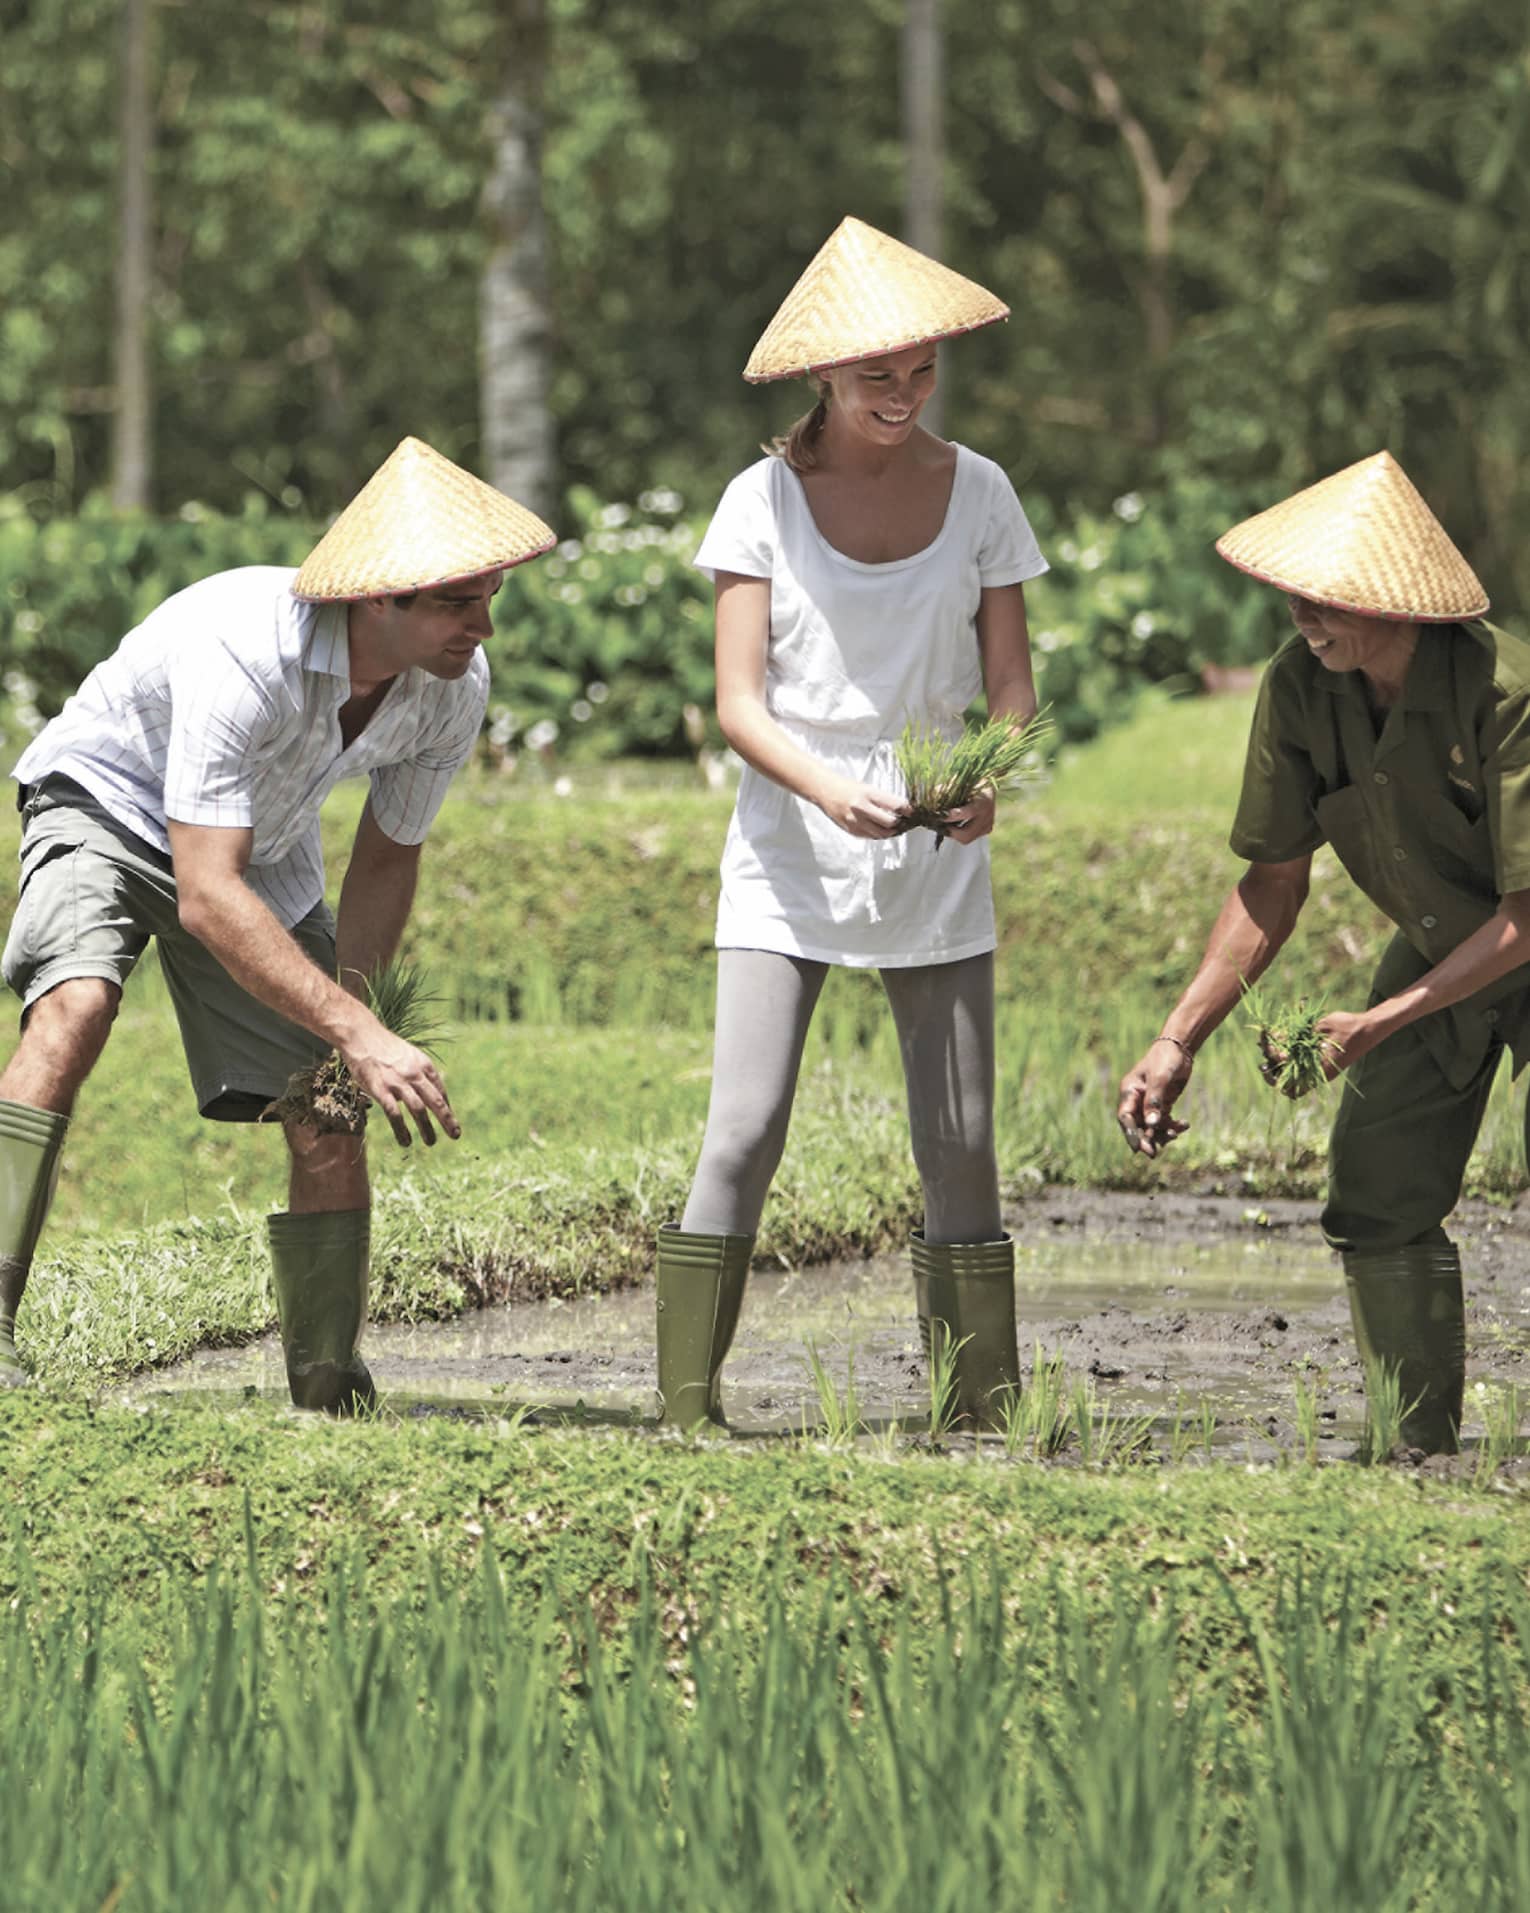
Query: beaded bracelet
xmin=1152 ymin=1033 xmax=1196 ymax=1064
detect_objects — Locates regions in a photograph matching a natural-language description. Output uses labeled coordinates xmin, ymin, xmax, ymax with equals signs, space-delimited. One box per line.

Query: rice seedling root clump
xmin=262 ymin=959 xmax=446 ymax=1134
xmin=1241 ymin=979 xmax=1336 ymax=1102
xmin=895 ymin=711 xmax=1052 ymax=847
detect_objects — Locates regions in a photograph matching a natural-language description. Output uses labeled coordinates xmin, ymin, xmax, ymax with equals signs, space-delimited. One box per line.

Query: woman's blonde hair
xmin=767 ymin=375 xmax=832 ymax=473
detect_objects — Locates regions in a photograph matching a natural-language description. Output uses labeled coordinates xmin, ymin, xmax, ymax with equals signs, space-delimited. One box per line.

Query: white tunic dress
xmin=693 ymin=446 xmax=1047 ymax=968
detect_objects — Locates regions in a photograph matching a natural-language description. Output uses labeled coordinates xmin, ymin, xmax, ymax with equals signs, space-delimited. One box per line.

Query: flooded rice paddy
xmin=123 ymin=1189 xmax=1530 ymax=1463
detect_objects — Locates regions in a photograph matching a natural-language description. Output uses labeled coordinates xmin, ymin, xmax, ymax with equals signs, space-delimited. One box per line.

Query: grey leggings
xmin=681 ymin=948 xmax=1001 ymax=1245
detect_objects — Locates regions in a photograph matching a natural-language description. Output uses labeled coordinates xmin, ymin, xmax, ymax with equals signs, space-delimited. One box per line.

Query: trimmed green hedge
xmin=0 ymin=475 xmax=1280 ymax=756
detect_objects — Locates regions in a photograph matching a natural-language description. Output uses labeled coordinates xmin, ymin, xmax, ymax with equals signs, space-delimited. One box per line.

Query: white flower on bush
xmin=570 ymin=700 xmax=593 ymax=723
xmin=557 ymin=539 xmax=583 ymax=561
xmin=553 ymin=775 xmax=574 ymax=796
xmin=487 ymin=705 xmax=519 ymax=750
xmin=1131 ymin=611 xmax=1156 ymax=640
xmin=525 ymin=718 xmax=559 ymax=753
xmin=638 ymin=487 xmax=684 ymax=515
xmin=597 ymin=503 xmax=632 ymax=528
xmin=3 ymin=667 xmax=42 ymax=736
xmin=1113 ymin=492 xmax=1145 ymax=523
xmin=586 ymin=681 xmax=609 ymax=705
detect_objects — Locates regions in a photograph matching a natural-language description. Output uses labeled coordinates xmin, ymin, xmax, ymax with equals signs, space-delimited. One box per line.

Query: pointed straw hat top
xmin=742 ymin=216 xmax=1009 ymax=384
xmin=1215 ymin=450 xmax=1488 ymax=623
xmin=291 ymin=437 xmax=557 ymax=602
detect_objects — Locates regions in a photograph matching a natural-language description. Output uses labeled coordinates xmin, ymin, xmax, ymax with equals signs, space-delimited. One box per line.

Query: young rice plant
xmin=262 ymin=959 xmax=447 ymax=1135
xmin=1241 ymin=977 xmax=1339 ymax=1101
xmin=895 ymin=710 xmax=1053 ymax=847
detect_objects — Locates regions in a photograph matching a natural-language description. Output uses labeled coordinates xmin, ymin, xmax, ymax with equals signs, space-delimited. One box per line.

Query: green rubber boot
xmin=267 ymin=1209 xmax=376 ymax=1415
xmin=0 ymin=1099 xmax=70 ymax=1388
xmin=912 ymin=1231 xmax=1020 ymax=1430
xmin=0 ymin=1100 xmax=69 ymax=1388
xmin=655 ymin=1224 xmax=753 ymax=1431
xmin=1343 ymin=1243 xmax=1465 ymax=1455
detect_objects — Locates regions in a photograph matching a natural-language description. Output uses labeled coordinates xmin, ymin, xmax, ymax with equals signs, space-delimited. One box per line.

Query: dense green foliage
xmin=0 ymin=472 xmax=1287 ymax=750
xmin=5 ymin=0 xmax=1530 ymax=610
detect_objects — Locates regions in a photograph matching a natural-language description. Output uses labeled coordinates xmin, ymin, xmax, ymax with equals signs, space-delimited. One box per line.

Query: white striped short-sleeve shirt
xmin=12 ymin=566 xmax=488 ymax=927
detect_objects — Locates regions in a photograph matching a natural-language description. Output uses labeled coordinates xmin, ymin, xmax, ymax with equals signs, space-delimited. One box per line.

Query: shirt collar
xmin=303 ymin=601 xmax=352 ymax=683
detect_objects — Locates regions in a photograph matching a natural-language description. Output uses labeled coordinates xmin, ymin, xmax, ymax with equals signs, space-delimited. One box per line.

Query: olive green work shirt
xmin=1230 ymin=620 xmax=1530 ymax=1086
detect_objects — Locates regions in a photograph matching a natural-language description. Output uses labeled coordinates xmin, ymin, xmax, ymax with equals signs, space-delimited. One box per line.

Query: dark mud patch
xmin=126 ymin=1186 xmax=1530 ymax=1469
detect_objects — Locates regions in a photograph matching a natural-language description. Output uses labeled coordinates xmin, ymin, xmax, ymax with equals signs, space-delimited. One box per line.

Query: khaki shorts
xmin=3 ymin=775 xmax=333 ymax=1121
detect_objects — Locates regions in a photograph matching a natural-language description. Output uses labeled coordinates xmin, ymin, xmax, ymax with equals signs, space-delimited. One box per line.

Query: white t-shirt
xmin=13 ymin=567 xmax=489 ymax=928
xmin=693 ymin=445 xmax=1047 ymax=967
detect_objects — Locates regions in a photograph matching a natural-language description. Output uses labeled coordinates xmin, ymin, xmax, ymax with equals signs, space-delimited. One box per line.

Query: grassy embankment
xmin=6 ymin=1394 xmax=1530 ymax=1906
xmin=5 ymin=689 xmax=1525 ymax=1386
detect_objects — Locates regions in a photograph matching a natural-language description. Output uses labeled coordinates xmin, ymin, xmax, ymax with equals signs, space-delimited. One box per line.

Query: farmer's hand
xmin=1310 ymin=1009 xmax=1377 ymax=1080
xmin=1117 ymin=1040 xmax=1193 ymax=1157
xmin=938 ymin=783 xmax=997 ymax=846
xmin=817 ymin=777 xmax=909 ymax=839
xmin=340 ymin=1025 xmax=460 ymax=1148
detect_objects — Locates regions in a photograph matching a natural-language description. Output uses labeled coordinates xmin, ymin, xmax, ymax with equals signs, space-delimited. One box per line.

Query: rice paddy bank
xmin=5 ymin=1397 xmax=1530 ymax=1907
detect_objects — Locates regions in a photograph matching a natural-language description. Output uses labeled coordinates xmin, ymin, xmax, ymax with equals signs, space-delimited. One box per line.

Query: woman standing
xmin=657 ymin=217 xmax=1047 ymax=1431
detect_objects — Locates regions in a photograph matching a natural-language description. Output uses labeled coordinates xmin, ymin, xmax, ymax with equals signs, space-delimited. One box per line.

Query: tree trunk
xmin=480 ymin=0 xmax=555 ymax=518
xmin=111 ymin=0 xmax=153 ymax=510
xmin=902 ymin=0 xmax=944 ymax=435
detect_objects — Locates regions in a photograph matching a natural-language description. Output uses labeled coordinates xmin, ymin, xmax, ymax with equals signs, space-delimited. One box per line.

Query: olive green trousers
xmin=1322 ymin=1016 xmax=1515 ymax=1256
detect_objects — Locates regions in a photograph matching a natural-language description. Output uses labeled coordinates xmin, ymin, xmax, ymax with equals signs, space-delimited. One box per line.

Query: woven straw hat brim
xmin=1215 ymin=451 xmax=1488 ymax=624
xmin=743 ymin=216 xmax=1008 ymax=384
xmin=292 ymin=437 xmax=556 ymax=602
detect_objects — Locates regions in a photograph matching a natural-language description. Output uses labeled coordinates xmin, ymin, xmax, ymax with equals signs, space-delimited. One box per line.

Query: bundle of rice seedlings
xmin=1241 ymin=978 xmax=1337 ymax=1101
xmin=894 ymin=711 xmax=1052 ymax=847
xmin=262 ymin=959 xmax=446 ymax=1134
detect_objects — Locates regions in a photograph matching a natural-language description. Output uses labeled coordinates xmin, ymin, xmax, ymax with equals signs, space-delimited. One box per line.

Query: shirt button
xmin=1373 ymin=771 xmax=1390 ymax=786
xmin=1486 ymin=1008 xmax=1500 ymax=1024
xmin=1392 ymin=846 xmax=1408 ymax=862
xmin=1421 ymin=914 xmax=1438 ymax=929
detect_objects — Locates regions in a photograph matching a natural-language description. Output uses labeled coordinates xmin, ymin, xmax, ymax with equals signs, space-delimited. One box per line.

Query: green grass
xmin=6 ymin=1398 xmax=1530 ymax=1906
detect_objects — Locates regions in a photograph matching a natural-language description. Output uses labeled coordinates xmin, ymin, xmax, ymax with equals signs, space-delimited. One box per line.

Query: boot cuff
xmin=268 ymin=1208 xmax=371 ymax=1253
xmin=911 ymin=1230 xmax=1014 ymax=1283
xmin=0 ymin=1100 xmax=69 ymax=1149
xmin=1343 ymin=1243 xmax=1461 ymax=1282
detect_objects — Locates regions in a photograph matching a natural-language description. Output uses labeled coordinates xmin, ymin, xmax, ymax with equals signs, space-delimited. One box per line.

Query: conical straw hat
xmin=742 ymin=216 xmax=1008 ymax=384
xmin=291 ymin=437 xmax=557 ymax=602
xmin=1215 ymin=451 xmax=1487 ymax=623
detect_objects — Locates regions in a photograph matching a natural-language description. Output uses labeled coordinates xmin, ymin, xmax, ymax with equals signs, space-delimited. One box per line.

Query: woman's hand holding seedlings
xmin=1117 ymin=1040 xmax=1194 ymax=1157
xmin=937 ymin=782 xmax=998 ymax=845
xmin=817 ymin=776 xmax=909 ymax=838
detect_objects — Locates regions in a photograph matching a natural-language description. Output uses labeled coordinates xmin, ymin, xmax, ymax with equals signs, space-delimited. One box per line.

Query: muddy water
xmin=122 ymin=1188 xmax=1530 ymax=1455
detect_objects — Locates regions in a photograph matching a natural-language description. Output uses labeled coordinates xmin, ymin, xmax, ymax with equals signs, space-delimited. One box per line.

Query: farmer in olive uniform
xmin=0 ymin=438 xmax=554 ymax=1410
xmin=1117 ymin=450 xmax=1530 ymax=1453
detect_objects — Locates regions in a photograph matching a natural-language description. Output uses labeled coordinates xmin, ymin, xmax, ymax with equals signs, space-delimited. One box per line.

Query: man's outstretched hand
xmin=341 ymin=1028 xmax=460 ymax=1147
xmin=1116 ymin=1040 xmax=1193 ymax=1158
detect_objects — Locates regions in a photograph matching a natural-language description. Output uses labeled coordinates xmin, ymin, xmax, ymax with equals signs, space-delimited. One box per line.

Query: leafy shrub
xmin=0 ymin=474 xmax=1282 ymax=755
xmin=1024 ymin=476 xmax=1280 ymax=743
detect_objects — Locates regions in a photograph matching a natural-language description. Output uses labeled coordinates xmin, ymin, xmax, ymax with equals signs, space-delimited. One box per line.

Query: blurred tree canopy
xmin=3 ymin=0 xmax=1530 ymax=608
